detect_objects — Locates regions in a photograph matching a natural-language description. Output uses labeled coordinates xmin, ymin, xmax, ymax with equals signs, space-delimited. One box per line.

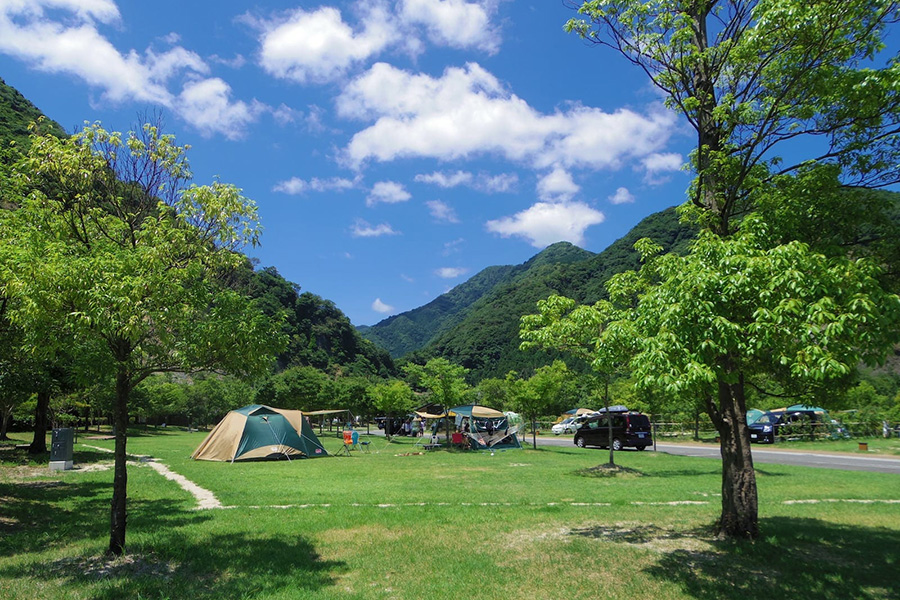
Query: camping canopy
xmin=565 ymin=408 xmax=596 ymax=416
xmin=785 ymin=404 xmax=827 ymax=413
xmin=191 ymin=404 xmax=327 ymax=462
xmin=746 ymin=409 xmax=766 ymax=425
xmin=448 ymin=404 xmax=522 ymax=451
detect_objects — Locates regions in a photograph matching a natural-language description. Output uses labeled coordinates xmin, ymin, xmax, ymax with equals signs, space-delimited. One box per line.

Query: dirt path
xmin=80 ymin=444 xmax=223 ymax=509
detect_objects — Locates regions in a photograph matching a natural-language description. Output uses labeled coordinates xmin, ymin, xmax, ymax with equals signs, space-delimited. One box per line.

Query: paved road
xmin=535 ymin=436 xmax=900 ymax=474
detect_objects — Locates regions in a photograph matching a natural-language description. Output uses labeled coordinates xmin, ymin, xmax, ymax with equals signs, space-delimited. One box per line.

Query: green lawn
xmin=1 ymin=429 xmax=898 ymax=600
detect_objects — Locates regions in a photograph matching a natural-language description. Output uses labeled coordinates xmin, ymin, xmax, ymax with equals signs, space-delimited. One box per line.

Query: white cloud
xmin=0 ymin=1 xmax=262 ymax=138
xmin=366 ymin=181 xmax=411 ymax=207
xmin=209 ymin=53 xmax=248 ymax=69
xmin=436 ymin=266 xmax=469 ymax=278
xmin=372 ymin=298 xmax=394 ymax=313
xmin=339 ymin=63 xmax=676 ymax=172
xmin=176 ymin=78 xmax=263 ymax=139
xmin=442 ymin=238 xmax=465 ymax=255
xmin=608 ymin=186 xmax=635 ymax=205
xmin=415 ymin=169 xmax=518 ymax=193
xmin=273 ymin=176 xmax=356 ymax=195
xmin=486 ymin=201 xmax=605 ymax=248
xmin=399 ymin=0 xmax=497 ymax=53
xmin=480 ymin=172 xmax=518 ymax=193
xmin=415 ymin=170 xmax=474 ymax=188
xmin=256 ymin=5 xmax=397 ymax=84
xmin=426 ymin=200 xmax=460 ymax=223
xmin=537 ymin=167 xmax=580 ymax=202
xmin=643 ymin=152 xmax=683 ymax=173
xmin=351 ymin=219 xmax=399 ymax=237
xmin=641 ymin=152 xmax=684 ymax=184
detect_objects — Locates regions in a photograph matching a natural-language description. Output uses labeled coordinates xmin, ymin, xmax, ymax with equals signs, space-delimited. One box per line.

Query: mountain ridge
xmin=358 ymin=241 xmax=596 ymax=357
xmin=360 ymin=209 xmax=698 ymax=379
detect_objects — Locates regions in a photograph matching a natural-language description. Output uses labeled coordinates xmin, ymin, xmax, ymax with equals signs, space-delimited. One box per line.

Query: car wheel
xmin=612 ymin=437 xmax=623 ymax=451
xmin=575 ymin=436 xmax=586 ymax=448
xmin=636 ymin=445 xmax=647 ymax=451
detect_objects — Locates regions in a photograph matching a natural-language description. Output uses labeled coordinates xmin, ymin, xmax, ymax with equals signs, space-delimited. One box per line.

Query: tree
xmin=521 ymin=296 xmax=630 ymax=463
xmin=526 ymin=361 xmax=574 ymax=449
xmin=404 ymin=358 xmax=470 ymax=440
xmin=255 ymin=366 xmax=328 ymax=411
xmin=0 ymin=121 xmax=283 ymax=556
xmin=370 ymin=380 xmax=414 ymax=438
xmin=562 ymin=0 xmax=900 ymax=538
xmin=474 ymin=377 xmax=510 ymax=410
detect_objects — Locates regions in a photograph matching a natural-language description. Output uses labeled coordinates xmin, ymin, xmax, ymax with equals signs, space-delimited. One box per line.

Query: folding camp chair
xmin=334 ymin=430 xmax=353 ymax=456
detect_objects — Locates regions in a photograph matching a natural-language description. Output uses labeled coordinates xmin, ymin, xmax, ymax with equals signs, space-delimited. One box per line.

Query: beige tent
xmin=192 ymin=404 xmax=327 ymax=462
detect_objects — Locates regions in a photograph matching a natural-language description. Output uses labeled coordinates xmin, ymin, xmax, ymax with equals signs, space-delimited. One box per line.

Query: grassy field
xmin=623 ymin=434 xmax=900 ymax=456
xmin=1 ymin=429 xmax=898 ymax=600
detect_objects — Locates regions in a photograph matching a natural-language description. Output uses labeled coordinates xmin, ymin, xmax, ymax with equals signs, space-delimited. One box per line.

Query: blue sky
xmin=2 ymin=0 xmax=711 ymax=325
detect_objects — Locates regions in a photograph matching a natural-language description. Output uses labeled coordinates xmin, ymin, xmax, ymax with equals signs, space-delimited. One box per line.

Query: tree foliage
xmin=0 ymin=121 xmax=283 ymax=555
xmin=404 ymin=211 xmax=696 ymax=381
xmin=554 ymin=0 xmax=900 ymax=539
xmin=245 ymin=265 xmax=396 ymax=377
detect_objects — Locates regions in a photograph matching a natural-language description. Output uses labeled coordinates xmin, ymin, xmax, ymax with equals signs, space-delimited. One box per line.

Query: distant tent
xmin=785 ymin=404 xmax=827 ymax=414
xmin=746 ymin=409 xmax=766 ymax=425
xmin=191 ymin=404 xmax=327 ymax=462
xmin=565 ymin=408 xmax=596 ymax=416
xmin=448 ymin=404 xmax=522 ymax=450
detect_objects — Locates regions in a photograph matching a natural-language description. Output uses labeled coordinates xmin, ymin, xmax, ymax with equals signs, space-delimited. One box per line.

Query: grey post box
xmin=50 ymin=427 xmax=74 ymax=471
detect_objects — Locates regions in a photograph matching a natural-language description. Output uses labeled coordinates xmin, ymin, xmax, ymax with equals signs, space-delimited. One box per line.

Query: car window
xmin=631 ymin=415 xmax=650 ymax=427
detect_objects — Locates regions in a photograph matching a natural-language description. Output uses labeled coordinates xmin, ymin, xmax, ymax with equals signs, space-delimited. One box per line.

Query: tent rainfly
xmin=448 ymin=404 xmax=522 ymax=451
xmin=191 ymin=404 xmax=327 ymax=462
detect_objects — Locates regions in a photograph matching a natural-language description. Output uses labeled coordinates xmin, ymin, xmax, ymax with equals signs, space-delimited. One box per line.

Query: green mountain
xmin=244 ymin=265 xmax=396 ymax=378
xmin=1 ymin=77 xmax=393 ymax=380
xmin=0 ymin=77 xmax=66 ymax=149
xmin=361 ymin=208 xmax=697 ymax=379
xmin=409 ymin=207 xmax=697 ymax=380
xmin=359 ymin=241 xmax=596 ymax=357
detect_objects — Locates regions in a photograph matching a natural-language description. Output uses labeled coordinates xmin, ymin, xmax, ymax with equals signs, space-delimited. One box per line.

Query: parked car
xmin=573 ymin=410 xmax=652 ymax=451
xmin=374 ymin=416 xmax=405 ymax=435
xmin=551 ymin=417 xmax=579 ymax=435
xmin=748 ymin=408 xmax=831 ymax=443
xmin=748 ymin=411 xmax=782 ymax=443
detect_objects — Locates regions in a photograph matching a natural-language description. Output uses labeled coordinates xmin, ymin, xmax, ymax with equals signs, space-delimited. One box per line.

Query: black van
xmin=574 ymin=411 xmax=652 ymax=451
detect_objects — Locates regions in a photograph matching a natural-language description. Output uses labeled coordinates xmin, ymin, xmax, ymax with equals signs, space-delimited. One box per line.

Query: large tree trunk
xmin=707 ymin=371 xmax=759 ymax=539
xmin=0 ymin=407 xmax=12 ymax=440
xmin=28 ymin=389 xmax=50 ymax=454
xmin=108 ymin=366 xmax=132 ymax=556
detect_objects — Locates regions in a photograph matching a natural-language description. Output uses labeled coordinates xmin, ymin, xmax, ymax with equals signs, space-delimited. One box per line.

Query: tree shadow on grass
xmin=640 ymin=517 xmax=899 ymax=600
xmin=26 ymin=531 xmax=344 ymax=600
xmin=0 ymin=479 xmax=211 ymax=557
xmin=0 ymin=475 xmax=343 ymax=599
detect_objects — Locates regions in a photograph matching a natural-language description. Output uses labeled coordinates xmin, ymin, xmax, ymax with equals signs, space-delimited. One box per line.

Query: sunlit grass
xmin=1 ymin=429 xmax=898 ymax=599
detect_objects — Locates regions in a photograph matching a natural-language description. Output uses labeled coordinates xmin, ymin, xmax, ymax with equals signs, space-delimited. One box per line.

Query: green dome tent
xmin=191 ymin=404 xmax=327 ymax=462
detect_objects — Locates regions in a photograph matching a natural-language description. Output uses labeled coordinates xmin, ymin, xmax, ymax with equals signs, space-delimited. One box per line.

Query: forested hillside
xmin=243 ymin=265 xmax=396 ymax=377
xmin=359 ymin=242 xmax=594 ymax=357
xmin=1 ymin=78 xmax=393 ymax=381
xmin=0 ymin=77 xmax=65 ymax=149
xmin=400 ymin=207 xmax=697 ymax=380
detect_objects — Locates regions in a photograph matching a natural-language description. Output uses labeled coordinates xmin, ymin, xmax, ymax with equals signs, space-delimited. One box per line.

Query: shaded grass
xmin=0 ymin=430 xmax=898 ymax=599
